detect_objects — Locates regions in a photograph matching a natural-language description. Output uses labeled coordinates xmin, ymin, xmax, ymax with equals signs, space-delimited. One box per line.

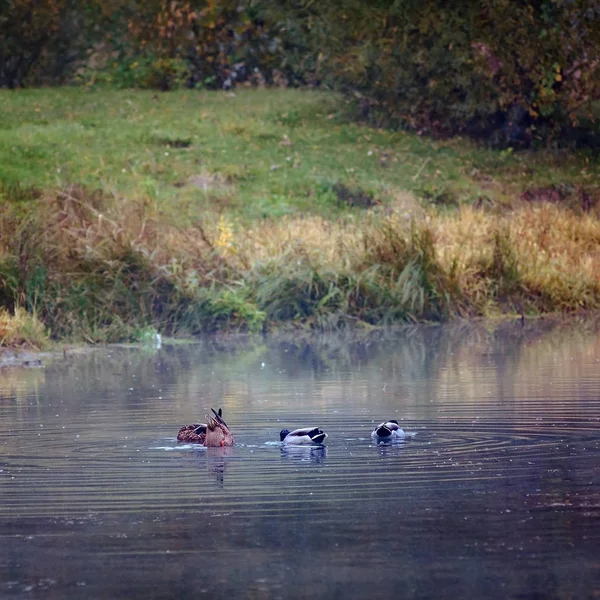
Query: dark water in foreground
xmin=1 ymin=320 xmax=600 ymax=599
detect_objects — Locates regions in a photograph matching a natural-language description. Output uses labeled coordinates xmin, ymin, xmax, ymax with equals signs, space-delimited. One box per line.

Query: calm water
xmin=1 ymin=320 xmax=600 ymax=599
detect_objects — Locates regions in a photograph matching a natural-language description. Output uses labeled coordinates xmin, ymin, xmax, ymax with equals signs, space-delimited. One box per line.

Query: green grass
xmin=0 ymin=87 xmax=599 ymax=344
xmin=3 ymin=88 xmax=597 ymax=220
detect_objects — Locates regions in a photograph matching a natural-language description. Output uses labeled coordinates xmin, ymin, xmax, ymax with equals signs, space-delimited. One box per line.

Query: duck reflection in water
xmin=377 ymin=442 xmax=406 ymax=457
xmin=205 ymin=446 xmax=234 ymax=487
xmin=280 ymin=445 xmax=328 ymax=464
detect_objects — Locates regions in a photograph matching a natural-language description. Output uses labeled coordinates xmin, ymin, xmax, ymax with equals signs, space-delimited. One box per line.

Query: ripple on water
xmin=1 ymin=327 xmax=600 ymax=598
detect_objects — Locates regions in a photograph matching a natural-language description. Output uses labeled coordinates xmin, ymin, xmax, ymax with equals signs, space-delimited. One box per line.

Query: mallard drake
xmin=280 ymin=427 xmax=328 ymax=445
xmin=177 ymin=423 xmax=207 ymax=443
xmin=371 ymin=419 xmax=405 ymax=443
xmin=205 ymin=408 xmax=235 ymax=447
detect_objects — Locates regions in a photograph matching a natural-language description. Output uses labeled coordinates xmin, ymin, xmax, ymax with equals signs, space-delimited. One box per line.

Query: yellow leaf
xmin=555 ymin=74 xmax=562 ymax=82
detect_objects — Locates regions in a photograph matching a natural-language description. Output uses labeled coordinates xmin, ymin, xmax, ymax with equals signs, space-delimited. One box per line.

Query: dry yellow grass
xmin=25 ymin=190 xmax=600 ymax=286
xmin=433 ymin=204 xmax=600 ymax=310
xmin=0 ymin=307 xmax=49 ymax=348
xmin=2 ymin=184 xmax=599 ymax=342
xmin=238 ymin=203 xmax=600 ymax=311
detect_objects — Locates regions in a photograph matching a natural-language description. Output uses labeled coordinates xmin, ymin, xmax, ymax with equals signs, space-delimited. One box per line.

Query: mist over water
xmin=1 ymin=320 xmax=600 ymax=598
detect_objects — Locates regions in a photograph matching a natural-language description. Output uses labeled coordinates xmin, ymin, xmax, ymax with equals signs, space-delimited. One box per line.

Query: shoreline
xmin=2 ymin=311 xmax=598 ymax=369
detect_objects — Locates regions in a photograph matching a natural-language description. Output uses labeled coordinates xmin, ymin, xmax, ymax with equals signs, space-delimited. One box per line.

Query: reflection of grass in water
xmin=1 ymin=316 xmax=597 ymax=436
xmin=0 ymin=361 xmax=46 ymax=402
xmin=172 ymin=316 xmax=600 ymax=422
xmin=428 ymin=315 xmax=600 ymax=410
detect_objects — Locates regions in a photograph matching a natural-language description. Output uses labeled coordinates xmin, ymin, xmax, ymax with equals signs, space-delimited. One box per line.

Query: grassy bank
xmin=1 ymin=88 xmax=599 ymax=344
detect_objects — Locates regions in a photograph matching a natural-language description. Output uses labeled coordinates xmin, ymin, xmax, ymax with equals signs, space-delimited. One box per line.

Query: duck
xmin=205 ymin=408 xmax=235 ymax=447
xmin=371 ymin=419 xmax=405 ymax=443
xmin=177 ymin=423 xmax=207 ymax=444
xmin=280 ymin=427 xmax=328 ymax=445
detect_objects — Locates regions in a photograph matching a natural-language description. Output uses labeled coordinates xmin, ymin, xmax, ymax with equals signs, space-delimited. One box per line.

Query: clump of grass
xmin=357 ymin=220 xmax=466 ymax=320
xmin=241 ymin=214 xmax=467 ymax=327
xmin=433 ymin=204 xmax=600 ymax=314
xmin=488 ymin=228 xmax=521 ymax=298
xmin=0 ymin=185 xmax=240 ymax=341
xmin=0 ymin=307 xmax=49 ymax=348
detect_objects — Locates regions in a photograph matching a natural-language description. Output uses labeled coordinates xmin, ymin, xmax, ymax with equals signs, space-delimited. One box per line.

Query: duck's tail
xmin=210 ymin=407 xmax=229 ymax=428
xmin=308 ymin=428 xmax=327 ymax=444
xmin=375 ymin=424 xmax=393 ymax=438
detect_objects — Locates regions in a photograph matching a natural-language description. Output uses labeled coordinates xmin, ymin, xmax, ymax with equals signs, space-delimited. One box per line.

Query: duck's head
xmin=279 ymin=429 xmax=290 ymax=441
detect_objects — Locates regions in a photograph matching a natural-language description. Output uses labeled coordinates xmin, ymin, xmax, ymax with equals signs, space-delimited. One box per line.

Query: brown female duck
xmin=177 ymin=408 xmax=234 ymax=447
xmin=205 ymin=408 xmax=235 ymax=447
xmin=176 ymin=423 xmax=207 ymax=444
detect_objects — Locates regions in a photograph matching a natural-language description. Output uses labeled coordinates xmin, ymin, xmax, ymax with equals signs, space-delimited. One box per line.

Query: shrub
xmin=0 ymin=0 xmax=107 ymax=87
xmin=261 ymin=0 xmax=600 ymax=146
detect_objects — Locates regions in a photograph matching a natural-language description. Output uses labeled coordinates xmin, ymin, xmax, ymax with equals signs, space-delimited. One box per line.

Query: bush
xmin=1 ymin=0 xmax=281 ymax=90
xmin=261 ymin=0 xmax=600 ymax=146
xmin=0 ymin=0 xmax=107 ymax=87
xmin=86 ymin=0 xmax=282 ymax=90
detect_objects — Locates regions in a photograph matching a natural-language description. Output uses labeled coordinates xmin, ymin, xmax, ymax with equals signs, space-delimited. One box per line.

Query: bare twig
xmin=412 ymin=157 xmax=431 ymax=181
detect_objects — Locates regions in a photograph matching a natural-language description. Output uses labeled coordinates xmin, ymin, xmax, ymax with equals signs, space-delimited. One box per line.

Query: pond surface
xmin=1 ymin=320 xmax=600 ymax=599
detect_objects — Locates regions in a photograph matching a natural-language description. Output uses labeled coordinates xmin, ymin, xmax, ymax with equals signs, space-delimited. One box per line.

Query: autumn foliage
xmin=0 ymin=0 xmax=277 ymax=90
xmin=0 ymin=0 xmax=73 ymax=87
xmin=262 ymin=0 xmax=600 ymax=144
xmin=1 ymin=0 xmax=600 ymax=144
xmin=119 ymin=0 xmax=280 ymax=89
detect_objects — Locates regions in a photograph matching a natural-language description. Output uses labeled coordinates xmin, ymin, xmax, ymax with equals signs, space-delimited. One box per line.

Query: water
xmin=1 ymin=320 xmax=600 ymax=599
